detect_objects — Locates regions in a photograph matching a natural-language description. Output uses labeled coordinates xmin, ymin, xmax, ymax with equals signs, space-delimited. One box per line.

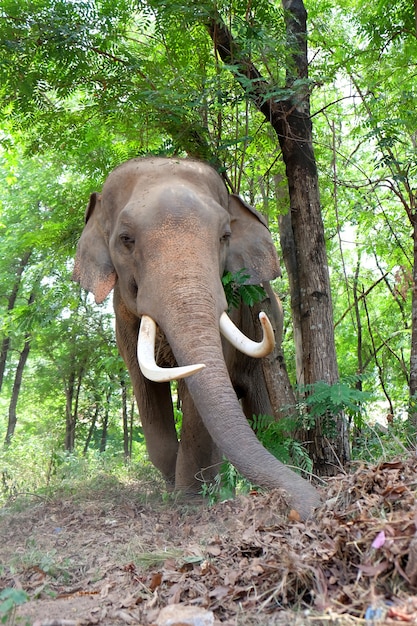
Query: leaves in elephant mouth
xmin=222 ymin=269 xmax=266 ymax=310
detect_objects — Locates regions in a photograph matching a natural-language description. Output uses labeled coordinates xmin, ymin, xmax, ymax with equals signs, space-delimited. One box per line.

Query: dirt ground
xmin=1 ymin=456 xmax=417 ymax=626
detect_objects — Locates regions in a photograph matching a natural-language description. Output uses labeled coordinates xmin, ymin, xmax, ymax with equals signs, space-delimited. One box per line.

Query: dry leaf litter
xmin=0 ymin=454 xmax=417 ymax=625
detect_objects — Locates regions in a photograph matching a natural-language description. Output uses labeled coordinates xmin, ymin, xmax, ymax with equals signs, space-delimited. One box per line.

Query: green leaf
xmin=222 ymin=269 xmax=266 ymax=309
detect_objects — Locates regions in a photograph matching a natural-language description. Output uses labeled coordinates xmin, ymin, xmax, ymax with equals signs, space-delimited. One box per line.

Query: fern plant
xmin=296 ymin=376 xmax=372 ymax=436
xmin=249 ymin=414 xmax=313 ymax=475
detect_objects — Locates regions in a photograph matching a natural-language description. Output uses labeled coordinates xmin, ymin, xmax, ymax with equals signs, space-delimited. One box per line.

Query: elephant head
xmin=72 ymin=157 xmax=320 ymax=519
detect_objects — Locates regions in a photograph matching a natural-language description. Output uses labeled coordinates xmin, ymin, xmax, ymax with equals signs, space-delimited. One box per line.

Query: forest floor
xmin=1 ymin=455 xmax=417 ymax=626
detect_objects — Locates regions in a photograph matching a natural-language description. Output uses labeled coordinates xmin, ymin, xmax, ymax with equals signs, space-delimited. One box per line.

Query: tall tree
xmin=308 ymin=0 xmax=417 ymax=428
xmin=5 ymin=290 xmax=36 ymax=444
xmin=206 ymin=1 xmax=349 ymax=473
xmin=0 ymin=250 xmax=31 ymax=393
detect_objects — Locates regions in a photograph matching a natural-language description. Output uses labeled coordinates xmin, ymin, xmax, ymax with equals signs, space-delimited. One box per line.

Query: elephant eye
xmin=119 ymin=233 xmax=135 ymax=249
xmin=221 ymin=230 xmax=231 ymax=243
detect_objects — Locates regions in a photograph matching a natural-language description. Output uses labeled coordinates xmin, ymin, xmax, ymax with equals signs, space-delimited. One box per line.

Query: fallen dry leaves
xmin=1 ymin=454 xmax=417 ymax=625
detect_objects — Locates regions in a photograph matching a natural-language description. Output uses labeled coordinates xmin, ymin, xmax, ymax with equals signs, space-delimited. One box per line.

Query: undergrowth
xmin=0 ymin=379 xmax=412 ymax=510
xmin=199 ymin=378 xmax=412 ymax=504
xmin=0 ymin=435 xmax=157 ymax=508
xmin=200 ymin=414 xmax=313 ymax=505
xmin=0 ymin=588 xmax=28 ymax=625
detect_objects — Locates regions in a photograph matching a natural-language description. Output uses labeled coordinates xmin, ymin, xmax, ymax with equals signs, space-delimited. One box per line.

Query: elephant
xmin=72 ymin=157 xmax=320 ymax=519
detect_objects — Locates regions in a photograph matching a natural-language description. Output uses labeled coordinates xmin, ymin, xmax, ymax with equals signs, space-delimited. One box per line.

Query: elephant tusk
xmin=137 ymin=315 xmax=206 ymax=382
xmin=220 ymin=311 xmax=275 ymax=358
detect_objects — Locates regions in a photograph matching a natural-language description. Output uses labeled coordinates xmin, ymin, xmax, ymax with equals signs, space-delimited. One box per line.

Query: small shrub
xmin=200 ymin=460 xmax=251 ymax=505
xmin=0 ymin=588 xmax=28 ymax=625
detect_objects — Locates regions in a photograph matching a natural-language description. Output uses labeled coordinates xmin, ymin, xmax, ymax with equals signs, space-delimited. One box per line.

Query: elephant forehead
xmin=106 ymin=157 xmax=229 ymax=206
xmin=123 ymin=184 xmax=229 ymax=230
xmin=153 ymin=184 xmax=227 ymax=218
xmin=143 ymin=213 xmax=223 ymax=278
xmin=148 ymin=213 xmax=212 ymax=249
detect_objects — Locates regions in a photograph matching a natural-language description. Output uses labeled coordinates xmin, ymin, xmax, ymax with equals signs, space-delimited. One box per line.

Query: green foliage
xmin=351 ymin=417 xmax=414 ymax=463
xmin=0 ymin=434 xmax=150 ymax=506
xmin=250 ymin=414 xmax=313 ymax=475
xmin=296 ymin=378 xmax=372 ymax=435
xmin=222 ymin=269 xmax=266 ymax=310
xmin=200 ymin=460 xmax=251 ymax=505
xmin=0 ymin=588 xmax=28 ymax=625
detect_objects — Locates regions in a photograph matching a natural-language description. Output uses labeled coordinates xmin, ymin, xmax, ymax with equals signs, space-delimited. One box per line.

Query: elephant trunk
xmin=155 ymin=295 xmax=321 ymax=520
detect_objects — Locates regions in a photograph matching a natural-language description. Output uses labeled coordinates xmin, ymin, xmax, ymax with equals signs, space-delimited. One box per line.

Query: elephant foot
xmin=165 ymin=489 xmax=206 ymax=506
xmin=164 ymin=481 xmax=175 ymax=493
xmin=288 ymin=484 xmax=322 ymax=521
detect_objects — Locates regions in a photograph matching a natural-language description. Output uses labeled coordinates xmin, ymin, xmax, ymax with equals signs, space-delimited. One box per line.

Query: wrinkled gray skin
xmin=72 ymin=157 xmax=320 ymax=519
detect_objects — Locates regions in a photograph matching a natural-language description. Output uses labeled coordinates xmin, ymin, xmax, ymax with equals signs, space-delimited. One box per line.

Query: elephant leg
xmin=134 ymin=378 xmax=178 ymax=487
xmin=234 ymin=354 xmax=273 ymax=421
xmin=226 ymin=346 xmax=273 ymax=420
xmin=175 ymin=380 xmax=221 ymax=493
xmin=114 ymin=288 xmax=179 ymax=486
xmin=224 ymin=304 xmax=273 ymax=423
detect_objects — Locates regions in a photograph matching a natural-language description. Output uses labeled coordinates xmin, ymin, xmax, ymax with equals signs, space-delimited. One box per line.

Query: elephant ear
xmin=72 ymin=192 xmax=117 ymax=304
xmin=226 ymin=194 xmax=281 ymax=285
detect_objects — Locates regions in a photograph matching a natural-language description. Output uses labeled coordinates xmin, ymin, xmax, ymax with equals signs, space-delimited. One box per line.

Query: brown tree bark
xmin=99 ymin=390 xmax=111 ymax=453
xmin=4 ymin=290 xmax=35 ymax=445
xmin=207 ymin=0 xmax=350 ymax=474
xmin=0 ymin=250 xmax=32 ymax=393
xmin=121 ymin=378 xmax=130 ymax=460
xmin=409 ymin=216 xmax=417 ymax=429
xmin=64 ymin=368 xmax=84 ymax=452
xmin=64 ymin=372 xmax=77 ymax=452
xmin=278 ymin=210 xmax=304 ymax=388
xmin=5 ymin=336 xmax=32 ymax=445
xmin=83 ymin=404 xmax=99 ymax=455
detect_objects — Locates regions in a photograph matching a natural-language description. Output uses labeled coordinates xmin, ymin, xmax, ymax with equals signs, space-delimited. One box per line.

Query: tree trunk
xmin=64 ymin=368 xmax=83 ymax=452
xmin=353 ymin=260 xmax=364 ymax=389
xmin=129 ymin=398 xmax=135 ymax=458
xmin=409 ymin=216 xmax=417 ymax=430
xmin=64 ymin=372 xmax=76 ymax=452
xmin=0 ymin=250 xmax=32 ymax=393
xmin=351 ymin=261 xmax=364 ymax=444
xmin=207 ymin=1 xmax=350 ymax=474
xmin=121 ymin=379 xmax=130 ymax=460
xmin=5 ymin=332 xmax=32 ymax=445
xmin=279 ymin=0 xmax=337 ymax=386
xmin=4 ymin=289 xmax=35 ymax=445
xmin=278 ymin=210 xmax=304 ymax=387
xmin=83 ymin=404 xmax=99 ymax=454
xmin=100 ymin=391 xmax=111 ymax=453
xmin=280 ymin=0 xmax=349 ymax=472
